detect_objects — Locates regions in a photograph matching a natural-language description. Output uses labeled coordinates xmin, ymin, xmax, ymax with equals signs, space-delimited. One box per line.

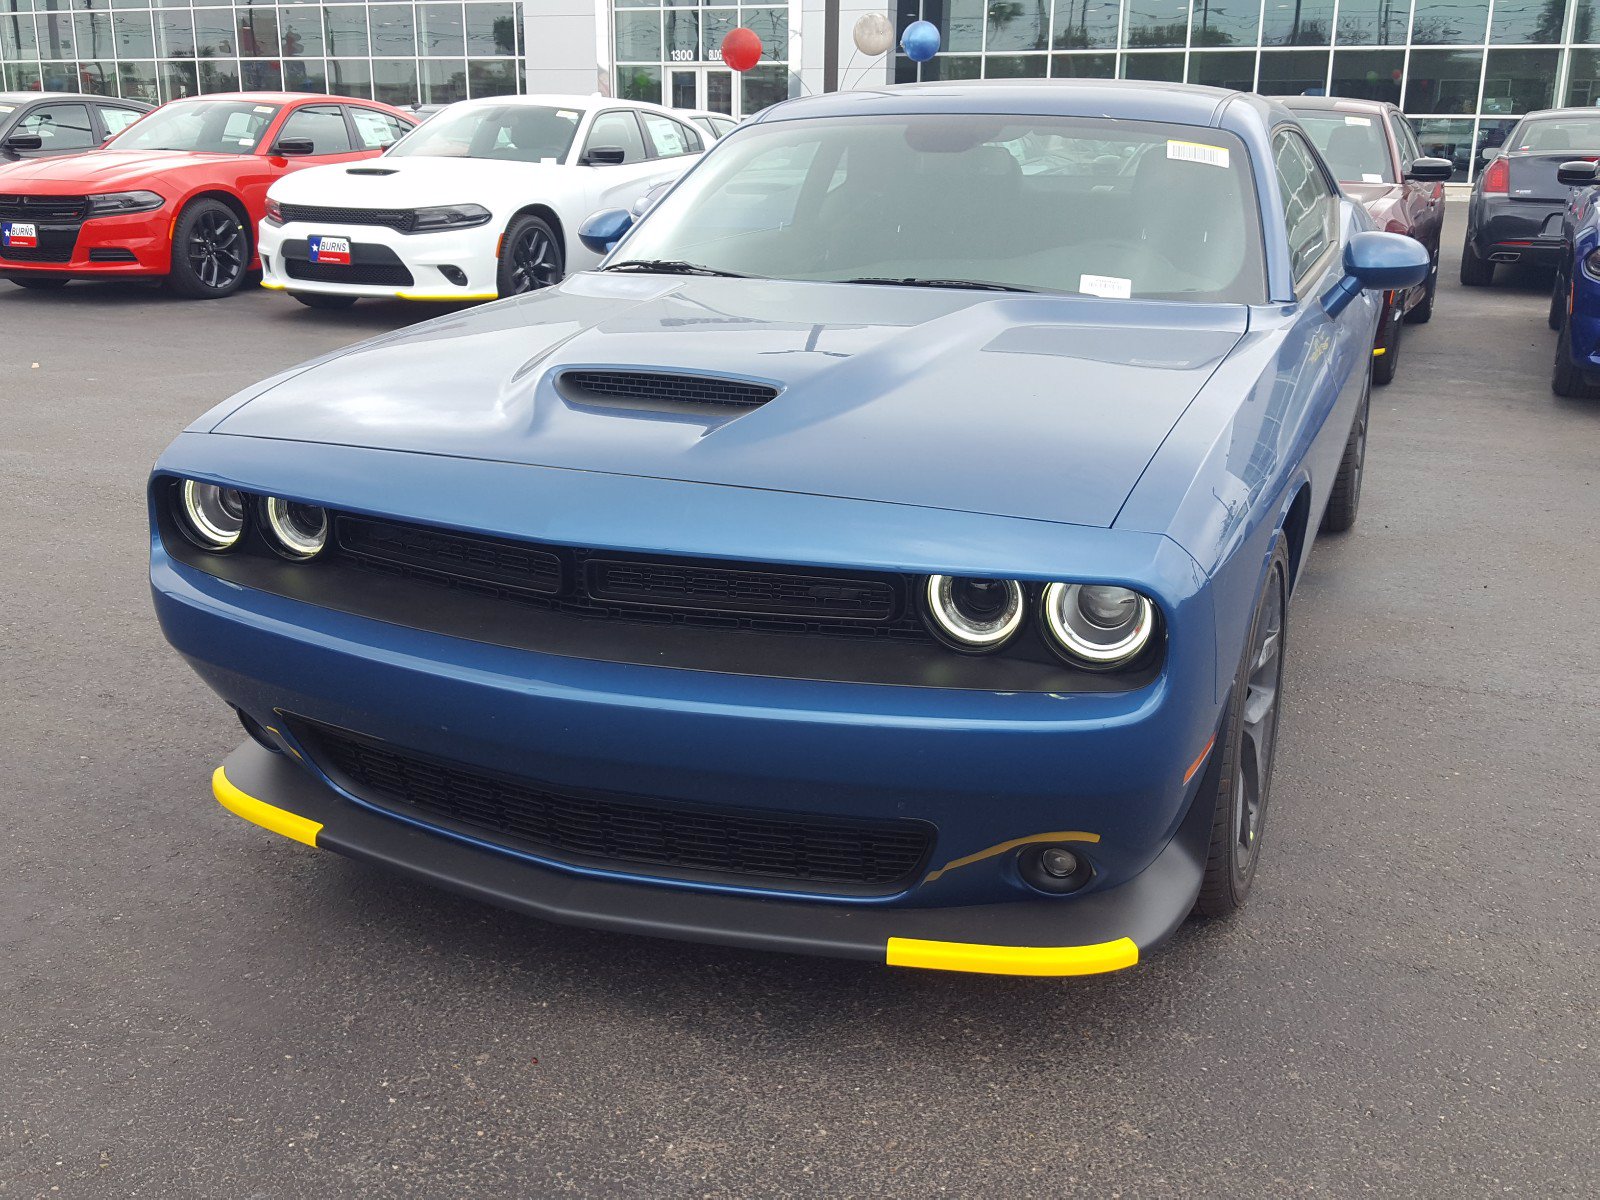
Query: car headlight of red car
xmin=86 ymin=190 xmax=165 ymax=216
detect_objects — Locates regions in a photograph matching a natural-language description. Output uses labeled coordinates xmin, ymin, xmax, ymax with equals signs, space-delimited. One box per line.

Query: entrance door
xmin=667 ymin=67 xmax=737 ymax=118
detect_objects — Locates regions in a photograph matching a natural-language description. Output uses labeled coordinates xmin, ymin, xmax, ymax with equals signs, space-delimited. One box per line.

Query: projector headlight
xmin=923 ymin=575 xmax=1025 ymax=651
xmin=86 ymin=190 xmax=165 ymax=216
xmin=262 ymin=497 xmax=329 ymax=560
xmin=175 ymin=479 xmax=247 ymax=550
xmin=1041 ymin=583 xmax=1155 ymax=668
xmin=412 ymin=203 xmax=493 ymax=231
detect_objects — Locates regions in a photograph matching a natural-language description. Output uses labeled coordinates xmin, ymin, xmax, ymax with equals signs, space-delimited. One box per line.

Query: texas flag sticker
xmin=308 ymin=234 xmax=350 ymax=265
xmin=2 ymin=221 xmax=38 ymax=249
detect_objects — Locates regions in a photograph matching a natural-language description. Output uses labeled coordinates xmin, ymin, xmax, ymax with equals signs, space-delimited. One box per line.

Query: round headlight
xmin=176 ymin=479 xmax=247 ymax=550
xmin=924 ymin=575 xmax=1024 ymax=651
xmin=1041 ymin=582 xmax=1154 ymax=667
xmin=262 ymin=496 xmax=328 ymax=560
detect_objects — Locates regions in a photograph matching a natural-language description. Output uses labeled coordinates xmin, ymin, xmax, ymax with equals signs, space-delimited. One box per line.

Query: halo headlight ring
xmin=175 ymin=478 xmax=248 ymax=551
xmin=922 ymin=575 xmax=1025 ymax=653
xmin=1041 ymin=582 xmax=1156 ymax=669
xmin=262 ymin=496 xmax=330 ymax=561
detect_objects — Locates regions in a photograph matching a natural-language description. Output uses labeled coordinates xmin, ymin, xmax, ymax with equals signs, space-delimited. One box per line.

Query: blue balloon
xmin=901 ymin=20 xmax=940 ymax=64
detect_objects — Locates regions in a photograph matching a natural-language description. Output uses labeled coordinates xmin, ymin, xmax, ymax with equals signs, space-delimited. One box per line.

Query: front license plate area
xmin=308 ymin=235 xmax=350 ymax=265
xmin=2 ymin=221 xmax=38 ymax=248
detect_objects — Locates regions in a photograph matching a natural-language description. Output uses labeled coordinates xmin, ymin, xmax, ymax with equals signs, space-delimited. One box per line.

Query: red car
xmin=1278 ymin=96 xmax=1454 ymax=385
xmin=0 ymin=93 xmax=415 ymax=299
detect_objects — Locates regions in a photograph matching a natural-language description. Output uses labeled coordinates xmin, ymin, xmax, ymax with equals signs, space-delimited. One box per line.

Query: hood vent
xmin=345 ymin=167 xmax=399 ymax=176
xmin=558 ymin=369 xmax=779 ymax=412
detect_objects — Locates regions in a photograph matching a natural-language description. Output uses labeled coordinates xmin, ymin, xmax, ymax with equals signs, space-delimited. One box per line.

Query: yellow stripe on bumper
xmin=259 ymin=280 xmax=286 ymax=291
xmin=397 ymin=291 xmax=499 ymax=302
xmin=1372 ymin=346 xmax=1387 ymax=356
xmin=886 ymin=935 xmax=1139 ymax=977
xmin=212 ymin=765 xmax=322 ymax=848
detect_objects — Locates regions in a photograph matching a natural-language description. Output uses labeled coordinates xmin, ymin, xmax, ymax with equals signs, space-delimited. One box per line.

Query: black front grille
xmin=0 ymin=242 xmax=73 ymax=263
xmin=278 ymin=203 xmax=417 ymax=232
xmin=560 ymin=370 xmax=779 ymax=409
xmin=0 ymin=194 xmax=88 ymax=221
xmin=329 ymin=514 xmax=922 ymax=639
xmin=285 ymin=258 xmax=415 ymax=287
xmin=302 ymin=721 xmax=934 ymax=893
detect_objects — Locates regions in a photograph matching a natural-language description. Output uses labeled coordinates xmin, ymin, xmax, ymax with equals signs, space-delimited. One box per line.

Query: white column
xmin=525 ymin=0 xmax=611 ymax=96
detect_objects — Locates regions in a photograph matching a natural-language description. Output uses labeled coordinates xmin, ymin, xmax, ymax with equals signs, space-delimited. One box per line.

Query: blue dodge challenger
xmin=150 ymin=82 xmax=1427 ymax=977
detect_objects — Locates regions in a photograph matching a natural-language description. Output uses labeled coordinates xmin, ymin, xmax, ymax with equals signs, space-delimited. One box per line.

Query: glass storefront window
xmin=1258 ymin=49 xmax=1329 ymax=94
xmin=419 ymin=5 xmax=465 ymax=57
xmin=615 ymin=9 xmax=661 ymax=61
xmin=1262 ymin=0 xmax=1334 ymax=48
xmin=740 ymin=62 xmax=786 ymax=111
xmin=943 ymin=0 xmax=983 ymax=53
xmin=1334 ymin=0 xmax=1410 ymax=46
xmin=1330 ymin=49 xmax=1404 ymax=104
xmin=162 ymin=58 xmax=198 ymax=101
xmin=279 ymin=14 xmax=322 ymax=58
xmin=617 ymin=64 xmax=662 ymax=101
xmin=1405 ymin=49 xmax=1484 ymax=113
xmin=284 ymin=55 xmax=326 ymax=92
xmin=987 ymin=0 xmax=1048 ymax=51
xmin=1566 ymin=48 xmax=1600 ymax=106
xmin=113 ymin=11 xmax=154 ymax=58
xmin=372 ymin=55 xmax=416 ymax=103
xmin=1050 ymin=51 xmax=1115 ymax=76
xmin=324 ymin=8 xmax=370 ymax=58
xmin=327 ymin=56 xmax=372 ymax=97
xmin=1489 ymin=0 xmax=1566 ymax=44
xmin=1482 ymin=48 xmax=1558 ymax=115
xmin=1411 ymin=0 xmax=1490 ymax=46
xmin=699 ymin=8 xmax=735 ymax=60
xmin=464 ymin=4 xmax=517 ymax=55
xmin=1124 ymin=0 xmax=1188 ymax=48
xmin=1190 ymin=0 xmax=1256 ymax=48
xmin=664 ymin=8 xmax=696 ymax=60
xmin=467 ymin=57 xmax=517 ymax=95
xmin=236 ymin=8 xmax=277 ymax=58
xmin=985 ymin=53 xmax=1047 ymax=76
xmin=1051 ymin=0 xmax=1121 ymax=49
xmin=745 ymin=7 xmax=786 ymax=60
xmin=370 ymin=5 xmax=417 ymax=55
xmin=1189 ymin=49 xmax=1255 ymax=90
xmin=1120 ymin=50 xmax=1185 ymax=79
xmin=422 ymin=56 xmax=466 ymax=101
xmin=1410 ymin=116 xmax=1474 ymax=179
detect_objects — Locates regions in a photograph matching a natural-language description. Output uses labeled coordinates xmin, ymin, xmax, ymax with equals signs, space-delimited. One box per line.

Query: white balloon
xmin=853 ymin=13 xmax=894 ymax=56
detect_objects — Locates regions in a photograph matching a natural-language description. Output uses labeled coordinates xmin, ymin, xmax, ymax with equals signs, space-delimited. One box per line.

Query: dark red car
xmin=1278 ymin=96 xmax=1454 ymax=384
xmin=0 ymin=93 xmax=415 ymax=299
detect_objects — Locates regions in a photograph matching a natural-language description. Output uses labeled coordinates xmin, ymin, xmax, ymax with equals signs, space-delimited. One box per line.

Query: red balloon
xmin=720 ymin=27 xmax=762 ymax=73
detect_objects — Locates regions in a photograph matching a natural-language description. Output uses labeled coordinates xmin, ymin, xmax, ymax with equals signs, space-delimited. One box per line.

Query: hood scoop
xmin=346 ymin=167 xmax=399 ymax=176
xmin=556 ymin=369 xmax=780 ymax=416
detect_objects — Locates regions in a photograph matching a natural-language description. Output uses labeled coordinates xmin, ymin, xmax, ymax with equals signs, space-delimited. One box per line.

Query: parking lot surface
xmin=4 ymin=227 xmax=1598 ymax=1197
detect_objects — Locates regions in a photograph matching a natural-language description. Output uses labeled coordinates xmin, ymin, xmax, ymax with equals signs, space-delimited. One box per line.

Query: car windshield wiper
xmin=841 ymin=276 xmax=1044 ymax=293
xmin=602 ymin=259 xmax=748 ymax=278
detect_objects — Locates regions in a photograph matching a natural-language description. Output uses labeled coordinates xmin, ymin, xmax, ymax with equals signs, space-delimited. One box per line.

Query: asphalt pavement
xmin=3 ymin=220 xmax=1597 ymax=1197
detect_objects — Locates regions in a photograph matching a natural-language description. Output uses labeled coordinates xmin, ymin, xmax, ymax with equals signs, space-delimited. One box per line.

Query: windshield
xmin=1293 ymin=112 xmax=1394 ymax=184
xmin=1510 ymin=117 xmax=1600 ymax=153
xmin=386 ymin=104 xmax=582 ymax=163
xmin=107 ymin=100 xmax=279 ymax=154
xmin=614 ymin=114 xmax=1265 ymax=303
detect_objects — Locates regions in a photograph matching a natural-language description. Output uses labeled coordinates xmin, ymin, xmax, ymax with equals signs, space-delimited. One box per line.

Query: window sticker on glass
xmin=0 ymin=105 xmax=14 ymax=114
xmin=254 ymin=106 xmax=274 ymax=114
xmin=1362 ymin=173 xmax=1383 ymax=183
xmin=1344 ymin=116 xmax=1373 ymax=126
xmin=1167 ymin=140 xmax=1230 ymax=169
xmin=1080 ymin=274 xmax=1132 ymax=299
xmin=557 ymin=111 xmax=578 ymax=121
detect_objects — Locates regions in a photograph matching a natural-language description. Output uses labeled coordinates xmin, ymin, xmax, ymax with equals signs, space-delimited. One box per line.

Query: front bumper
xmin=1471 ymin=198 xmax=1564 ymax=264
xmin=0 ymin=206 xmax=172 ymax=278
xmin=215 ymin=738 xmax=1216 ymax=976
xmin=258 ymin=218 xmax=499 ymax=301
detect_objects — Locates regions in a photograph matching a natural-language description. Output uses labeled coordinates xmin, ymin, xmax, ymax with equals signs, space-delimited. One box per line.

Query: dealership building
xmin=5 ymin=0 xmax=1600 ymax=180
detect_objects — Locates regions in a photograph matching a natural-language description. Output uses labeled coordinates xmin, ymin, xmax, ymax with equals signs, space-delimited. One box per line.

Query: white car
xmin=683 ymin=111 xmax=740 ymax=141
xmin=257 ymin=95 xmax=708 ymax=308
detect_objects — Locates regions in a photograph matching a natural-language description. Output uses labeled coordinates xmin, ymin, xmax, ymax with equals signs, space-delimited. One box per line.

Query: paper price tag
xmin=1080 ymin=274 xmax=1132 ymax=299
xmin=1167 ymin=140 xmax=1230 ymax=169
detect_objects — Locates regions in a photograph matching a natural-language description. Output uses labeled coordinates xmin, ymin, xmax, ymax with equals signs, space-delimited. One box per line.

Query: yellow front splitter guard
xmin=887 ymin=935 xmax=1139 ymax=977
xmin=213 ymin=765 xmax=321 ymax=848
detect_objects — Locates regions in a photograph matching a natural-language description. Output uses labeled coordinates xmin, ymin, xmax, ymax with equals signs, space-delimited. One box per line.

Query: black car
xmin=0 ymin=92 xmax=152 ymax=163
xmin=1462 ymin=107 xmax=1600 ymax=286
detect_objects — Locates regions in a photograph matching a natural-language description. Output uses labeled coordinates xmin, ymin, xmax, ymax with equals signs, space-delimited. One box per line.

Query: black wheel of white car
xmin=498 ymin=215 xmax=564 ymax=297
xmin=168 ymin=199 xmax=248 ymax=299
xmin=1194 ymin=540 xmax=1288 ymax=918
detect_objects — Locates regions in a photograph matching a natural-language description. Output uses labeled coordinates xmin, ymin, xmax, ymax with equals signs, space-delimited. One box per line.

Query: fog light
xmin=1040 ymin=847 xmax=1079 ymax=878
xmin=440 ymin=265 xmax=467 ymax=286
xmin=1019 ymin=843 xmax=1094 ymax=894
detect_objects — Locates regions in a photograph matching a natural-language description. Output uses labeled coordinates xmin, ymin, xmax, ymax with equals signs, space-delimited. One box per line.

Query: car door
xmin=1272 ymin=126 xmax=1371 ymax=514
xmin=1391 ymin=112 xmax=1444 ymax=252
xmin=577 ymin=109 xmax=668 ymax=213
xmin=6 ymin=101 xmax=99 ymax=160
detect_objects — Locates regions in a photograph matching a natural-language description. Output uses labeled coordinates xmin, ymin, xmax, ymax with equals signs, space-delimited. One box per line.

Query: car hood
xmin=210 ymin=275 xmax=1248 ymax=528
xmin=0 ymin=149 xmax=241 ymax=192
xmin=269 ymin=155 xmax=570 ymax=207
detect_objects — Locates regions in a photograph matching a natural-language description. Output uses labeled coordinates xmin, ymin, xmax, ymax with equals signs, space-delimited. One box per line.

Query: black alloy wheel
xmin=1320 ymin=368 xmax=1370 ymax=534
xmin=1194 ymin=540 xmax=1289 ymax=916
xmin=168 ymin=199 xmax=249 ymax=299
xmin=497 ymin=214 xmax=564 ymax=298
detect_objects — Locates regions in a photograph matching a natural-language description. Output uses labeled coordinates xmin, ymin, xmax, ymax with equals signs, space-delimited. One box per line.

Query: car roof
xmin=164 ymin=91 xmax=395 ymax=107
xmin=1514 ymin=106 xmax=1600 ymax=121
xmin=748 ymin=78 xmax=1291 ymax=133
xmin=1274 ymin=95 xmax=1394 ymax=115
xmin=0 ymin=91 xmax=149 ymax=106
xmin=447 ymin=94 xmax=665 ymax=113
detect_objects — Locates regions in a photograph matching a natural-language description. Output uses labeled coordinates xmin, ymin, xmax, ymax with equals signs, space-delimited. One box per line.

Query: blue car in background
xmin=149 ymin=81 xmax=1426 ymax=978
xmin=1550 ymin=157 xmax=1600 ymax=398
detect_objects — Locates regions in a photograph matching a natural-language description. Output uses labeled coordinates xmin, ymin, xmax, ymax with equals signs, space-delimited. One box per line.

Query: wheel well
xmin=1281 ymin=483 xmax=1311 ymax=591
xmin=179 ymin=190 xmax=253 ymax=248
xmin=508 ymin=204 xmax=565 ymax=263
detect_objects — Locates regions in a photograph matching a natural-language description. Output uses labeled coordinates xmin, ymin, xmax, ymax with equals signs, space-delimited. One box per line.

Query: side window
xmin=712 ymin=118 xmax=738 ymax=138
xmin=383 ymin=114 xmax=414 ymax=145
xmin=100 ymin=106 xmax=143 ymax=137
xmin=583 ymin=110 xmax=646 ymax=164
xmin=276 ymin=105 xmax=354 ymax=155
xmin=18 ymin=104 xmax=96 ymax=152
xmin=641 ymin=112 xmax=701 ymax=158
xmin=1391 ymin=115 xmax=1422 ymax=171
xmin=350 ymin=107 xmax=404 ymax=151
xmin=1274 ymin=130 xmax=1339 ymax=288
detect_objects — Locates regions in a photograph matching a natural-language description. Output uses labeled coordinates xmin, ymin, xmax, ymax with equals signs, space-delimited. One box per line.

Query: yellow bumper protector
xmin=923 ymin=830 xmax=1101 ymax=884
xmin=259 ymin=280 xmax=286 ymax=291
xmin=1372 ymin=346 xmax=1387 ymax=356
xmin=887 ymin=935 xmax=1138 ymax=977
xmin=212 ymin=765 xmax=322 ymax=848
xmin=397 ymin=291 xmax=499 ymax=302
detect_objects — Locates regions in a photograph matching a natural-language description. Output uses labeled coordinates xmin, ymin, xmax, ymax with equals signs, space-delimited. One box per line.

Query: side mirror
xmin=1405 ymin=156 xmax=1454 ymax=182
xmin=584 ymin=146 xmax=627 ymax=166
xmin=1323 ymin=231 xmax=1429 ymax=317
xmin=578 ymin=207 xmax=633 ymax=255
xmin=1557 ymin=160 xmax=1599 ymax=187
xmin=4 ymin=133 xmax=43 ymax=152
xmin=273 ymin=136 xmax=316 ymax=156
xmin=630 ymin=181 xmax=673 ymax=218
xmin=1481 ymin=146 xmax=1503 ymax=162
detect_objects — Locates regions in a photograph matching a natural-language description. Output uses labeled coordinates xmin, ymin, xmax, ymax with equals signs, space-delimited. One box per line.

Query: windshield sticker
xmin=1079 ymin=274 xmax=1132 ymax=299
xmin=0 ymin=105 xmax=14 ymax=114
xmin=1362 ymin=173 xmax=1383 ymax=183
xmin=1344 ymin=115 xmax=1374 ymax=126
xmin=254 ymin=105 xmax=274 ymax=114
xmin=1167 ymin=140 xmax=1229 ymax=169
xmin=557 ymin=110 xmax=579 ymax=121
xmin=239 ymin=138 xmax=255 ymax=147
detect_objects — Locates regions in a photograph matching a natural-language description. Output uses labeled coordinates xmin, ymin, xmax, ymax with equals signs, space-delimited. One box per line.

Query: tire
xmin=166 ymin=198 xmax=249 ymax=299
xmin=1194 ymin=539 xmax=1289 ymax=918
xmin=1552 ymin=316 xmax=1600 ymax=398
xmin=1549 ymin=270 xmax=1567 ymax=331
xmin=1320 ymin=370 xmax=1370 ymax=534
xmin=1404 ymin=245 xmax=1437 ymax=324
xmin=9 ymin=276 xmax=68 ymax=290
xmin=1371 ymin=306 xmax=1400 ymax=386
xmin=496 ymin=213 xmax=564 ymax=298
xmin=291 ymin=291 xmax=359 ymax=310
xmin=1459 ymin=236 xmax=1494 ymax=286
